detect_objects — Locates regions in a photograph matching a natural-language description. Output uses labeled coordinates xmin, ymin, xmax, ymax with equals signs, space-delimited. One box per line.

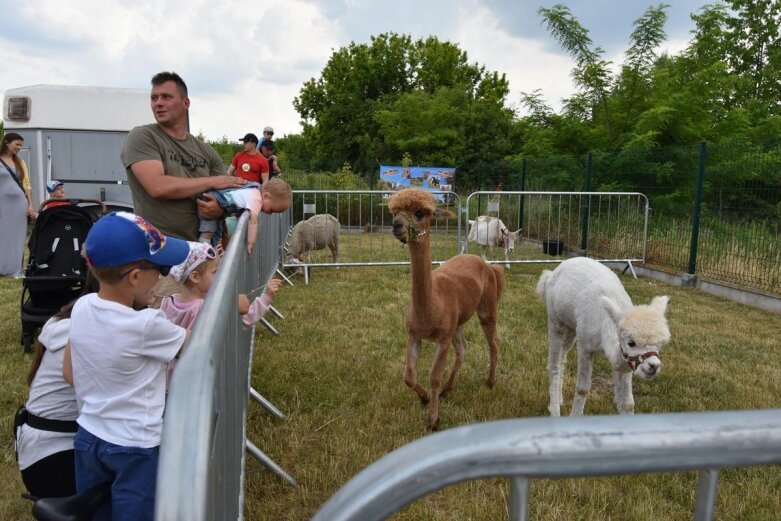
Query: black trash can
xmin=542 ymin=239 xmax=565 ymax=256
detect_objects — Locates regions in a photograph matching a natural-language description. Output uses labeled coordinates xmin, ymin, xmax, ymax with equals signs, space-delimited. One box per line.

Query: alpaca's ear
xmin=600 ymin=296 xmax=623 ymax=325
xmin=649 ymin=295 xmax=669 ymax=316
xmin=433 ymin=208 xmax=454 ymax=220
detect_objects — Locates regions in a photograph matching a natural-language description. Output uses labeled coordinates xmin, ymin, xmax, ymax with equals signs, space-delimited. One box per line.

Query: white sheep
xmin=536 ymin=257 xmax=670 ymax=416
xmin=467 ymin=216 xmax=521 ymax=268
xmin=286 ymin=214 xmax=340 ymax=264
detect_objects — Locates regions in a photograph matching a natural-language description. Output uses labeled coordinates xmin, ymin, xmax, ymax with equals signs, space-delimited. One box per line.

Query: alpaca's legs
xmin=570 ymin=347 xmax=594 ymax=416
xmin=427 ymin=337 xmax=452 ymax=431
xmin=403 ymin=337 xmax=429 ymax=404
xmin=441 ymin=326 xmax=466 ymax=399
xmin=548 ymin=321 xmax=567 ymax=416
xmin=547 ymin=323 xmax=573 ymax=416
xmin=477 ymin=315 xmax=499 ymax=389
xmin=614 ymin=371 xmax=635 ymax=414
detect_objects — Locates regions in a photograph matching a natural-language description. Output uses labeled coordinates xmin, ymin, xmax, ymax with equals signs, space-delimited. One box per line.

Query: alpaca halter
xmin=396 ymin=211 xmax=428 ymax=242
xmin=619 ymin=343 xmax=659 ymax=371
xmin=407 ymin=224 xmax=427 ymax=242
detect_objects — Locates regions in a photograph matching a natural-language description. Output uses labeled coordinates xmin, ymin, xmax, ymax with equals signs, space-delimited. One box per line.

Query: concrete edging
xmin=604 ymin=262 xmax=781 ymax=314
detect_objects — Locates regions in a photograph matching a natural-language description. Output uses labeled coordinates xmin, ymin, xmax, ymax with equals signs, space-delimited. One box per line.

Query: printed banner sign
xmin=378 ymin=165 xmax=456 ymax=199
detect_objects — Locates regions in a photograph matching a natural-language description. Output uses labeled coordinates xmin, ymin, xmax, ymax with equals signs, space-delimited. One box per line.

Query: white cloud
xmin=453 ymin=4 xmax=576 ymax=113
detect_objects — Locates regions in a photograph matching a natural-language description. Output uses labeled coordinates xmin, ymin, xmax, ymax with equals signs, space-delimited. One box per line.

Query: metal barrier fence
xmin=284 ymin=190 xmax=462 ymax=281
xmin=462 ymin=191 xmax=648 ymax=270
xmin=155 ymin=210 xmax=290 ymax=520
xmin=312 ymin=409 xmax=781 ymax=521
xmin=153 ymin=201 xmax=774 ymax=520
xmin=283 ymin=190 xmax=648 ymax=278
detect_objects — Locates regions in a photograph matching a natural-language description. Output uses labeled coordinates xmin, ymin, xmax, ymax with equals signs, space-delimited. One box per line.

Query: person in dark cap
xmin=259 ymin=139 xmax=282 ymax=180
xmin=228 ymin=133 xmax=269 ymax=183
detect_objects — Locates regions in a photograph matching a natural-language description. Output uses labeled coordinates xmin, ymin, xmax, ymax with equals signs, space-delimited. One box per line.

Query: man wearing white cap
xmin=262 ymin=126 xmax=274 ymax=143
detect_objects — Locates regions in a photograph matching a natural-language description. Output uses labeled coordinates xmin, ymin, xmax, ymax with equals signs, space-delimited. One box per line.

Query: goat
xmin=467 ymin=216 xmax=521 ymax=268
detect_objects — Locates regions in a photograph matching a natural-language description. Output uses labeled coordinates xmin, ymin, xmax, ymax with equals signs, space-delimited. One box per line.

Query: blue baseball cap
xmin=46 ymin=180 xmax=63 ymax=193
xmin=85 ymin=211 xmax=190 ymax=268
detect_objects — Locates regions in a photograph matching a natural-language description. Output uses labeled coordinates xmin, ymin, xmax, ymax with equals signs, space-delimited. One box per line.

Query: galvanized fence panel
xmin=463 ymin=191 xmax=648 ymax=266
xmin=155 ymin=210 xmax=288 ymax=521
xmin=285 ymin=190 xmax=648 ymax=274
xmin=312 ymin=409 xmax=781 ymax=521
xmin=284 ymin=190 xmax=462 ymax=272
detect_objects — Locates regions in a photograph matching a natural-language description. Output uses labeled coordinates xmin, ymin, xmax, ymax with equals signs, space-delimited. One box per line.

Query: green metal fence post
xmin=517 ymin=158 xmax=526 ymax=231
xmin=686 ymin=141 xmax=707 ymax=282
xmin=579 ymin=152 xmax=593 ymax=254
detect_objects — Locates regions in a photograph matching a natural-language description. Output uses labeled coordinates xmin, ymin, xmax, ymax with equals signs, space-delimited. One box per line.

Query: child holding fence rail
xmin=197 ymin=177 xmax=292 ymax=255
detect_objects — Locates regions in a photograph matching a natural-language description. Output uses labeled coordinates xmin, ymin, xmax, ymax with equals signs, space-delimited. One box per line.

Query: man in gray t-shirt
xmin=121 ymin=72 xmax=245 ymax=241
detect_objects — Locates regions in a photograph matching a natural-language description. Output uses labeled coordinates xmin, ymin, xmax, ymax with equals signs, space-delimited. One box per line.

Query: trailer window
xmin=5 ymin=96 xmax=31 ymax=121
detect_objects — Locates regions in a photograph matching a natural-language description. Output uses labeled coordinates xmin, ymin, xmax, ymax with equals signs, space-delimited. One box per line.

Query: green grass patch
xmin=1 ymin=262 xmax=780 ymax=520
xmin=241 ymin=264 xmax=781 ymax=520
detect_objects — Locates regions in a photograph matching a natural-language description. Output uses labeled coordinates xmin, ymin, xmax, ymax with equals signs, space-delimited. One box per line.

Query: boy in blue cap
xmin=63 ymin=211 xmax=190 ymax=521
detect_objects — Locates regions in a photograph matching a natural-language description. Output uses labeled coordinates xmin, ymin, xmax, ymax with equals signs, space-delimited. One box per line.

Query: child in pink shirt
xmin=161 ymin=241 xmax=281 ymax=333
xmin=160 ymin=242 xmax=282 ymax=388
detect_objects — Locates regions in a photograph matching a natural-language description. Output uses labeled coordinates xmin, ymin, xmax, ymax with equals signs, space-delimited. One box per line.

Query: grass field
xmin=1 ymin=260 xmax=780 ymax=520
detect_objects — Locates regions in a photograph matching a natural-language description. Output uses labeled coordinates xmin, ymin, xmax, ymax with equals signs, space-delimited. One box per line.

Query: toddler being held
xmin=198 ymin=177 xmax=293 ymax=256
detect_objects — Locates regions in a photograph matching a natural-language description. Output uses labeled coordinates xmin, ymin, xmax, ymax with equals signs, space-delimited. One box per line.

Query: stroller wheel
xmin=22 ymin=333 xmax=33 ymax=354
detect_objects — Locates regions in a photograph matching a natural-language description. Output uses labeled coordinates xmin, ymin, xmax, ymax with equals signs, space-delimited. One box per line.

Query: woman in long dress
xmin=0 ymin=132 xmax=37 ymax=276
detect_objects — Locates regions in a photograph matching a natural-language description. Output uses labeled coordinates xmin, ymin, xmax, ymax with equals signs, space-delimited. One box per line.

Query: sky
xmin=1 ymin=0 xmax=710 ymax=141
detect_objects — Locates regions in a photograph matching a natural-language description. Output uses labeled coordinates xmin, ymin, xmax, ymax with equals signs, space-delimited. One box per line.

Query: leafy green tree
xmin=199 ymin=134 xmax=240 ymax=166
xmin=724 ymin=0 xmax=781 ymax=112
xmin=539 ymin=4 xmax=614 ymax=129
xmin=275 ymin=133 xmax=314 ymax=172
xmin=616 ymin=4 xmax=669 ymax=135
xmin=294 ymin=32 xmax=516 ymax=180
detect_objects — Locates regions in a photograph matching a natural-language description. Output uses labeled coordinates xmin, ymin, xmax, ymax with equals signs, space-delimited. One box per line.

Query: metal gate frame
xmin=312 ymin=409 xmax=781 ymax=521
xmin=283 ymin=190 xmax=463 ymax=283
xmin=462 ymin=191 xmax=650 ymax=276
xmin=284 ymin=190 xmax=649 ymax=280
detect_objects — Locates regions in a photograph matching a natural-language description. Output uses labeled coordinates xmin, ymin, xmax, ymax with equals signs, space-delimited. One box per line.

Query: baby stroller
xmin=20 ymin=199 xmax=106 ymax=352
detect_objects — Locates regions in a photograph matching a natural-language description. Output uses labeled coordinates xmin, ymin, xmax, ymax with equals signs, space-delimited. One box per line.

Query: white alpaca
xmin=536 ymin=257 xmax=670 ymax=416
xmin=466 ymin=216 xmax=521 ymax=268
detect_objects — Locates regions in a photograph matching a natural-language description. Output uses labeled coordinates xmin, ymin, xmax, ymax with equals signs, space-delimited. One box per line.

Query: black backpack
xmin=26 ymin=204 xmax=95 ymax=277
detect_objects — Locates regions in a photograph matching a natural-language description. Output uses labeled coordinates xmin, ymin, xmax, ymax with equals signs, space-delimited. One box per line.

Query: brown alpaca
xmin=388 ymin=189 xmax=506 ymax=430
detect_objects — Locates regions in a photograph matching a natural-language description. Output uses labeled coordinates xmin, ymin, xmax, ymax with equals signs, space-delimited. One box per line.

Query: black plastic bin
xmin=542 ymin=239 xmax=565 ymax=256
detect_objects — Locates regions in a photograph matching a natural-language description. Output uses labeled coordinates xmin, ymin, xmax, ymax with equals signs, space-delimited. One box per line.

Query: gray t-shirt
xmin=121 ymin=124 xmax=225 ymax=240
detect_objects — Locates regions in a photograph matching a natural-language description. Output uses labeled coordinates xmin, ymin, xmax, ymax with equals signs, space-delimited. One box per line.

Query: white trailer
xmin=2 ymin=84 xmax=152 ymax=210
